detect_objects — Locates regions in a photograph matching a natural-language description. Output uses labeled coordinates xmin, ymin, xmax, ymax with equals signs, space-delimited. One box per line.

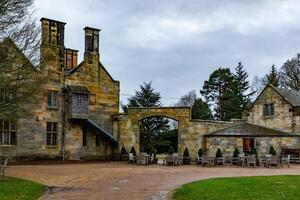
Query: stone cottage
xmin=1 ymin=17 xmax=300 ymax=160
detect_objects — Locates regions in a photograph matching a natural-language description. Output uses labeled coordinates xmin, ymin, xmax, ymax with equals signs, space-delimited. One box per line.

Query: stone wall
xmin=205 ymin=136 xmax=299 ymax=156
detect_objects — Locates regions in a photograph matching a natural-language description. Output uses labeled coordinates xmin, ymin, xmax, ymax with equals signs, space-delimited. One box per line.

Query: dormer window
xmin=263 ymin=103 xmax=274 ymax=116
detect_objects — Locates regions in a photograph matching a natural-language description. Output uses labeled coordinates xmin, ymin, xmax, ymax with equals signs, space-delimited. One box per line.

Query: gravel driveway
xmin=6 ymin=162 xmax=300 ymax=200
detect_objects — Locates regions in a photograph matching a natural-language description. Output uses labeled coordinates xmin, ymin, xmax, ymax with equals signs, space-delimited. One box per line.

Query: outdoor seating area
xmin=126 ymin=146 xmax=293 ymax=168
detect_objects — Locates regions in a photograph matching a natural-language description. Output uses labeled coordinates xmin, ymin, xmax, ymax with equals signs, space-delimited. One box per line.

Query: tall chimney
xmin=84 ymin=27 xmax=100 ymax=54
xmin=40 ymin=18 xmax=66 ymax=47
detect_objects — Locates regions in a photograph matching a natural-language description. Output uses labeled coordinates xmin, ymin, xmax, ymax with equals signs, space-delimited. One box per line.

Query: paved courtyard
xmin=6 ymin=162 xmax=300 ymax=200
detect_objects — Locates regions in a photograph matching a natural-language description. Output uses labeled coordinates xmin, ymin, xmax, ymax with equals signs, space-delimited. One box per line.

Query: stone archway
xmin=116 ymin=107 xmax=191 ymax=154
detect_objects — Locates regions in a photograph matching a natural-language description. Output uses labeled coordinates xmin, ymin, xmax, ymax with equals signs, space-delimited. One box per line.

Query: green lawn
xmin=172 ymin=176 xmax=300 ymax=200
xmin=0 ymin=177 xmax=44 ymax=200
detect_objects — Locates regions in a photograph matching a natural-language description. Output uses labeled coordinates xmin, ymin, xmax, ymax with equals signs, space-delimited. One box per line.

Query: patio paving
xmin=6 ymin=162 xmax=300 ymax=200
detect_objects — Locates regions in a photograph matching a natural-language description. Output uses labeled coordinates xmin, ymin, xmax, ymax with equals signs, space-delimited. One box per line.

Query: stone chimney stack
xmin=40 ymin=18 xmax=66 ymax=47
xmin=84 ymin=27 xmax=100 ymax=58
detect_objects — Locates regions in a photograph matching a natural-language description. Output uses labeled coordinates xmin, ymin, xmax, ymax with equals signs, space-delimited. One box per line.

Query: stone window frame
xmin=46 ymin=122 xmax=57 ymax=146
xmin=0 ymin=120 xmax=16 ymax=146
xmin=263 ymin=103 xmax=274 ymax=116
xmin=47 ymin=90 xmax=59 ymax=109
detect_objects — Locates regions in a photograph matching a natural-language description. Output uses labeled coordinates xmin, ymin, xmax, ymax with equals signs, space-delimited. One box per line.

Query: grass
xmin=0 ymin=177 xmax=44 ymax=200
xmin=172 ymin=175 xmax=300 ymax=200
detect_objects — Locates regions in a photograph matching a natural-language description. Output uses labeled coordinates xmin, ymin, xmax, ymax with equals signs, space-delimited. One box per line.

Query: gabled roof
xmin=67 ymin=85 xmax=90 ymax=94
xmin=204 ymin=122 xmax=299 ymax=137
xmin=249 ymin=84 xmax=300 ymax=109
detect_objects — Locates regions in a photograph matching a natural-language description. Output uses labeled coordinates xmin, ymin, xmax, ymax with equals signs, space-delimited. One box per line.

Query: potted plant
xmin=269 ymin=146 xmax=276 ymax=156
xmin=168 ymin=146 xmax=175 ymax=155
xmin=233 ymin=147 xmax=240 ymax=158
xmin=183 ymin=147 xmax=191 ymax=164
xmin=130 ymin=146 xmax=137 ymax=156
xmin=198 ymin=148 xmax=204 ymax=157
xmin=216 ymin=148 xmax=223 ymax=158
xmin=120 ymin=146 xmax=128 ymax=161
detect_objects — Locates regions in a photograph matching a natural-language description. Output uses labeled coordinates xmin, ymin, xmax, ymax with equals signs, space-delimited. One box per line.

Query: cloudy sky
xmin=34 ymin=0 xmax=300 ymax=105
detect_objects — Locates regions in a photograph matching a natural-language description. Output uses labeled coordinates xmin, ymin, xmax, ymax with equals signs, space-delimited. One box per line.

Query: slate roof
xmin=204 ymin=122 xmax=299 ymax=137
xmin=67 ymin=85 xmax=90 ymax=94
xmin=273 ymin=86 xmax=300 ymax=107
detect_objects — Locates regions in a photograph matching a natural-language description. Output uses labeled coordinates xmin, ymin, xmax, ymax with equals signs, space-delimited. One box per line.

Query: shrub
xmin=216 ymin=148 xmax=223 ymax=158
xmin=251 ymin=148 xmax=258 ymax=157
xmin=183 ymin=147 xmax=190 ymax=158
xmin=198 ymin=148 xmax=204 ymax=157
xmin=233 ymin=148 xmax=240 ymax=157
xmin=269 ymin=146 xmax=276 ymax=155
xmin=130 ymin=146 xmax=137 ymax=156
xmin=121 ymin=146 xmax=127 ymax=154
xmin=168 ymin=146 xmax=175 ymax=154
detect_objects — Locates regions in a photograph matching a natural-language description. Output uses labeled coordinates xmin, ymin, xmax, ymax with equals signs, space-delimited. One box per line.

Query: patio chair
xmin=267 ymin=155 xmax=279 ymax=168
xmin=166 ymin=155 xmax=176 ymax=166
xmin=137 ymin=155 xmax=148 ymax=165
xmin=196 ymin=155 xmax=203 ymax=166
xmin=128 ymin=153 xmax=136 ymax=164
xmin=224 ymin=156 xmax=232 ymax=167
xmin=230 ymin=157 xmax=239 ymax=167
xmin=216 ymin=157 xmax=225 ymax=166
xmin=0 ymin=157 xmax=8 ymax=181
xmin=257 ymin=156 xmax=267 ymax=167
xmin=202 ymin=155 xmax=210 ymax=167
xmin=239 ymin=155 xmax=246 ymax=167
xmin=247 ymin=155 xmax=256 ymax=168
xmin=148 ymin=154 xmax=155 ymax=165
xmin=281 ymin=155 xmax=291 ymax=168
xmin=177 ymin=156 xmax=183 ymax=165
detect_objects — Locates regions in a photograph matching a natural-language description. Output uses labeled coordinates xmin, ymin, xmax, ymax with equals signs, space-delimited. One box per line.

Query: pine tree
xmin=191 ymin=98 xmax=213 ymax=120
xmin=265 ymin=65 xmax=280 ymax=87
xmin=201 ymin=68 xmax=240 ymax=121
xmin=234 ymin=62 xmax=253 ymax=113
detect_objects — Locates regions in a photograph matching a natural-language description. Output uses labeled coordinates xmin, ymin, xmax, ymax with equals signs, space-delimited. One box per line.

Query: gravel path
xmin=6 ymin=162 xmax=300 ymax=200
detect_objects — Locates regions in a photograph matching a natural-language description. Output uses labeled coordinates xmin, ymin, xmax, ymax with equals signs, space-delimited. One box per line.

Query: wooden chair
xmin=137 ymin=155 xmax=148 ymax=165
xmin=230 ymin=157 xmax=239 ymax=167
xmin=202 ymin=155 xmax=210 ymax=167
xmin=148 ymin=154 xmax=155 ymax=165
xmin=166 ymin=155 xmax=176 ymax=166
xmin=267 ymin=155 xmax=279 ymax=168
xmin=177 ymin=156 xmax=183 ymax=165
xmin=216 ymin=157 xmax=225 ymax=166
xmin=257 ymin=156 xmax=267 ymax=167
xmin=0 ymin=157 xmax=9 ymax=181
xmin=281 ymin=155 xmax=291 ymax=168
xmin=247 ymin=155 xmax=256 ymax=168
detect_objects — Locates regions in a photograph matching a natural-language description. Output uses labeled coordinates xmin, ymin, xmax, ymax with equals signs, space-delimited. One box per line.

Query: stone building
xmin=1 ymin=17 xmax=299 ymax=160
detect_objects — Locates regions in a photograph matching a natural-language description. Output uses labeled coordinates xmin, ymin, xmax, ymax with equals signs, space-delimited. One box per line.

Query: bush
xmin=269 ymin=146 xmax=276 ymax=155
xmin=130 ymin=146 xmax=137 ymax=156
xmin=251 ymin=148 xmax=258 ymax=157
xmin=121 ymin=146 xmax=127 ymax=154
xmin=183 ymin=147 xmax=190 ymax=158
xmin=198 ymin=148 xmax=204 ymax=157
xmin=168 ymin=146 xmax=175 ymax=154
xmin=233 ymin=148 xmax=240 ymax=157
xmin=216 ymin=148 xmax=223 ymax=158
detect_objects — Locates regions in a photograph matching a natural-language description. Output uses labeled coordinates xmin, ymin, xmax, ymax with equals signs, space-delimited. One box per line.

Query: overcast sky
xmin=34 ymin=0 xmax=300 ymax=105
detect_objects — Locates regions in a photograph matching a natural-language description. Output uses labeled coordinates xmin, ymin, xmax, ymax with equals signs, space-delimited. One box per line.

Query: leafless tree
xmin=280 ymin=53 xmax=300 ymax=91
xmin=0 ymin=0 xmax=44 ymax=120
xmin=174 ymin=90 xmax=197 ymax=107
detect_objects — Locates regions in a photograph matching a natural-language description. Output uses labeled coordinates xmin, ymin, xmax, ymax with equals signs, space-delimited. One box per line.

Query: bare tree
xmin=0 ymin=0 xmax=44 ymax=120
xmin=175 ymin=90 xmax=197 ymax=107
xmin=250 ymin=75 xmax=264 ymax=100
xmin=280 ymin=53 xmax=300 ymax=91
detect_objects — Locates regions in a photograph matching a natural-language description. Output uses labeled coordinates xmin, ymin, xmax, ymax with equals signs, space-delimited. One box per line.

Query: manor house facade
xmin=0 ymin=18 xmax=299 ymax=160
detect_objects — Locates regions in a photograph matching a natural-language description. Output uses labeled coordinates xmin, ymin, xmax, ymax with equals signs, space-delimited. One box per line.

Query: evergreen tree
xmin=265 ymin=65 xmax=280 ymax=87
xmin=201 ymin=68 xmax=240 ymax=121
xmin=191 ymin=98 xmax=213 ymax=120
xmin=234 ymin=62 xmax=253 ymax=113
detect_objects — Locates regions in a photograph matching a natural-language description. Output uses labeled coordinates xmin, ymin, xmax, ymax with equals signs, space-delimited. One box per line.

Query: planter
xmin=183 ymin=157 xmax=191 ymax=164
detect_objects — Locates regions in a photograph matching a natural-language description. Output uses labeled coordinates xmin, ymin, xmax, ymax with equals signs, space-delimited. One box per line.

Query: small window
xmin=95 ymin=134 xmax=100 ymax=147
xmin=82 ymin=127 xmax=87 ymax=146
xmin=46 ymin=122 xmax=57 ymax=146
xmin=47 ymin=91 xmax=59 ymax=109
xmin=263 ymin=103 xmax=274 ymax=116
xmin=0 ymin=120 xmax=16 ymax=146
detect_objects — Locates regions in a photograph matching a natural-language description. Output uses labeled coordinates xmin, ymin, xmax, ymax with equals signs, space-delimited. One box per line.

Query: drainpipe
xmin=61 ymin=66 xmax=66 ymax=161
